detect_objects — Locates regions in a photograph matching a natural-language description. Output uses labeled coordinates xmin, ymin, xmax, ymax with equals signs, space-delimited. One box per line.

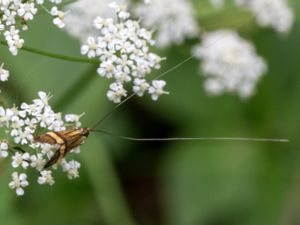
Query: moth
xmin=35 ymin=128 xmax=91 ymax=169
xmin=34 ymin=98 xmax=289 ymax=169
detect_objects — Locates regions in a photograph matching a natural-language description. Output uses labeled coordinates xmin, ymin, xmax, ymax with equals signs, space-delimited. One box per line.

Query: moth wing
xmin=44 ymin=145 xmax=66 ymax=169
xmin=35 ymin=134 xmax=58 ymax=145
xmin=58 ymin=129 xmax=86 ymax=148
xmin=43 ymin=150 xmax=60 ymax=169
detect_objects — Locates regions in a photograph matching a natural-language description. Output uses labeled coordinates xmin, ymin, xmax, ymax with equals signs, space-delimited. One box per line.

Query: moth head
xmin=82 ymin=128 xmax=91 ymax=137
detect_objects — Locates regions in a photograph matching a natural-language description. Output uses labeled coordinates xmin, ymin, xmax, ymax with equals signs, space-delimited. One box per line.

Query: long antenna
xmin=92 ymin=5 xmax=268 ymax=129
xmin=92 ymin=129 xmax=290 ymax=143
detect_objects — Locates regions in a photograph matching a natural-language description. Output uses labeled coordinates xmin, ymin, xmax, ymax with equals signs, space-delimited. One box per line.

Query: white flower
xmin=134 ymin=0 xmax=199 ymax=47
xmin=81 ymin=37 xmax=99 ymax=58
xmin=193 ymin=30 xmax=267 ymax=98
xmin=50 ymin=6 xmax=66 ymax=28
xmin=38 ymin=170 xmax=55 ymax=185
xmin=17 ymin=3 xmax=37 ymax=21
xmin=107 ymin=82 xmax=127 ymax=103
xmin=148 ymin=80 xmax=169 ymax=101
xmin=108 ymin=1 xmax=130 ymax=20
xmin=11 ymin=152 xmax=30 ymax=169
xmin=40 ymin=143 xmax=57 ymax=158
xmin=65 ymin=113 xmax=83 ymax=127
xmin=35 ymin=91 xmax=52 ymax=106
xmin=8 ymin=172 xmax=29 ymax=196
xmin=4 ymin=26 xmax=24 ymax=55
xmin=133 ymin=78 xmax=150 ymax=96
xmin=235 ymin=0 xmax=294 ymax=33
xmin=20 ymin=102 xmax=41 ymax=116
xmin=0 ymin=63 xmax=9 ymax=82
xmin=97 ymin=60 xmax=116 ymax=78
xmin=30 ymin=154 xmax=46 ymax=171
xmin=62 ymin=160 xmax=81 ymax=179
xmin=0 ymin=141 xmax=9 ymax=158
xmin=13 ymin=128 xmax=34 ymax=145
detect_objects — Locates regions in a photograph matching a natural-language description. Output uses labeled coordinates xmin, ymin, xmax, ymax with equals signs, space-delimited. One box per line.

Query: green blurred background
xmin=0 ymin=0 xmax=300 ymax=225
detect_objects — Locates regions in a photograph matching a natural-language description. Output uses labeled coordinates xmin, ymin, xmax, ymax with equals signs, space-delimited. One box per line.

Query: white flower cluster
xmin=0 ymin=0 xmax=66 ymax=55
xmin=0 ymin=91 xmax=83 ymax=196
xmin=193 ymin=30 xmax=267 ymax=98
xmin=64 ymin=0 xmax=121 ymax=42
xmin=134 ymin=0 xmax=199 ymax=47
xmin=81 ymin=2 xmax=168 ymax=103
xmin=0 ymin=63 xmax=9 ymax=92
xmin=235 ymin=0 xmax=294 ymax=33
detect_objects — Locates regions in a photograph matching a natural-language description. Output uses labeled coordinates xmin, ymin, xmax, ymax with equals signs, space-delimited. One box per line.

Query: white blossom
xmin=134 ymin=0 xmax=199 ymax=47
xmin=81 ymin=2 xmax=167 ymax=103
xmin=148 ymin=80 xmax=169 ymax=101
xmin=50 ymin=6 xmax=66 ymax=28
xmin=17 ymin=3 xmax=37 ymax=21
xmin=0 ymin=141 xmax=9 ymax=158
xmin=65 ymin=113 xmax=83 ymax=128
xmin=107 ymin=82 xmax=127 ymax=103
xmin=108 ymin=1 xmax=130 ymax=20
xmin=80 ymin=37 xmax=99 ymax=58
xmin=11 ymin=152 xmax=30 ymax=169
xmin=8 ymin=172 xmax=29 ymax=196
xmin=0 ymin=63 xmax=9 ymax=82
xmin=62 ymin=160 xmax=81 ymax=180
xmin=133 ymin=78 xmax=150 ymax=97
xmin=38 ymin=170 xmax=55 ymax=185
xmin=193 ymin=30 xmax=267 ymax=98
xmin=30 ymin=153 xmax=46 ymax=171
xmin=235 ymin=0 xmax=294 ymax=33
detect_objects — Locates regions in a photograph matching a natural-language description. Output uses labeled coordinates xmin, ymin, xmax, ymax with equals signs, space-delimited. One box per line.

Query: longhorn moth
xmin=34 ymin=96 xmax=289 ymax=170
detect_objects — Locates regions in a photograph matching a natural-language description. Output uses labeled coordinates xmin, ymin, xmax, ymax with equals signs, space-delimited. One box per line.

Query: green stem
xmin=0 ymin=40 xmax=99 ymax=64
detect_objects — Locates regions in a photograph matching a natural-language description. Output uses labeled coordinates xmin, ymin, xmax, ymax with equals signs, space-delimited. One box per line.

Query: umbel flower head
xmin=0 ymin=0 xmax=66 ymax=55
xmin=235 ymin=0 xmax=294 ymax=33
xmin=193 ymin=30 xmax=267 ymax=99
xmin=134 ymin=0 xmax=199 ymax=47
xmin=0 ymin=91 xmax=83 ymax=196
xmin=81 ymin=2 xmax=168 ymax=103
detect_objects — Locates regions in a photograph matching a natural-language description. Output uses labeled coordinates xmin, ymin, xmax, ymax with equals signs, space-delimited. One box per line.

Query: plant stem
xmin=0 ymin=40 xmax=99 ymax=64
